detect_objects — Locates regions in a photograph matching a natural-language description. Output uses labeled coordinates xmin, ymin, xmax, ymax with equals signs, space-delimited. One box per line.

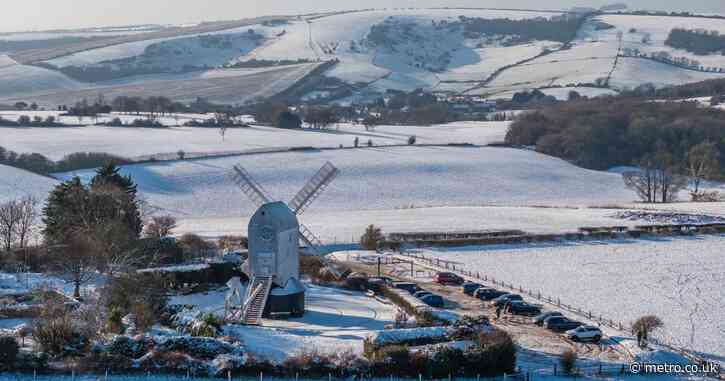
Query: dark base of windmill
xmin=263 ymin=290 xmax=305 ymax=318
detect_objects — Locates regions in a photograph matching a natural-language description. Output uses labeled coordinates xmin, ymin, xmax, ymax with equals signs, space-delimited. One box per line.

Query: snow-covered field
xmin=175 ymin=206 xmax=660 ymax=243
xmin=0 ymin=63 xmax=318 ymax=106
xmin=416 ymin=235 xmax=725 ymax=364
xmin=0 ymin=120 xmax=508 ymax=160
xmin=591 ymin=14 xmax=725 ymax=71
xmin=170 ymin=284 xmax=395 ymax=362
xmin=55 ymin=145 xmax=636 ymax=219
xmin=0 ymin=164 xmax=56 ymax=204
xmin=0 ymin=60 xmax=83 ymax=98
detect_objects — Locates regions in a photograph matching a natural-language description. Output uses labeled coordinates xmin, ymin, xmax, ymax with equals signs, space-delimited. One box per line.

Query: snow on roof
xmin=366 ymin=326 xmax=454 ymax=347
xmin=137 ymin=263 xmax=210 ymax=274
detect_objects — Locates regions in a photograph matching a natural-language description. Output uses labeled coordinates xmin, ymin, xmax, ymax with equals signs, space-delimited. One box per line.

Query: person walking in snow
xmin=496 ymin=305 xmax=502 ymax=319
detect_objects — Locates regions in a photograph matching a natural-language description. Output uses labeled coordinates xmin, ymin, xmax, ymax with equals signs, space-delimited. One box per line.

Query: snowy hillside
xmin=55 ymin=145 xmax=635 ymax=219
xmin=0 ymin=164 xmax=57 ymax=204
xmin=3 ymin=9 xmax=725 ymax=103
xmin=0 ymin=61 xmax=83 ymax=98
xmin=416 ymin=236 xmax=725 ymax=364
xmin=0 ymin=63 xmax=319 ymax=106
xmin=0 ymin=120 xmax=508 ymax=160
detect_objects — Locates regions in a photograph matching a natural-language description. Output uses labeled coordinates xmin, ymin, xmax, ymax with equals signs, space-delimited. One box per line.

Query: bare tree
xmin=632 ymin=315 xmax=663 ymax=347
xmin=0 ymin=200 xmax=22 ymax=252
xmin=623 ymin=168 xmax=658 ymax=203
xmin=144 ymin=215 xmax=177 ymax=238
xmin=50 ymin=233 xmax=98 ymax=299
xmin=15 ymin=196 xmax=38 ymax=249
xmin=654 ymin=150 xmax=687 ymax=203
xmin=623 ymin=153 xmax=686 ymax=203
xmin=686 ymin=141 xmax=720 ymax=199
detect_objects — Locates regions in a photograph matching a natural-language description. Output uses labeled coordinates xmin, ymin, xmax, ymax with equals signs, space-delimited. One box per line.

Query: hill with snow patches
xmin=0 ymin=164 xmax=57 ymax=203
xmin=2 ymin=9 xmax=725 ymax=105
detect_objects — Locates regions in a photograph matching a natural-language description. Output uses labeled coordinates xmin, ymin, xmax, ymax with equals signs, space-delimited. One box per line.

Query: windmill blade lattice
xmin=288 ymin=162 xmax=339 ymax=215
xmin=231 ymin=165 xmax=272 ymax=209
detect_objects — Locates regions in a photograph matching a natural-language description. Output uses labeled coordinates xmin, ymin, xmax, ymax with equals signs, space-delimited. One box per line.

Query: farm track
xmin=335 ymin=256 xmax=630 ymax=363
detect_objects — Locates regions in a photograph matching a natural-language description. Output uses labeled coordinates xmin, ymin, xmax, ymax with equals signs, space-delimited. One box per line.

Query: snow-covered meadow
xmin=0 ymin=120 xmax=509 ymax=160
xmin=55 ymin=145 xmax=636 ymax=219
xmin=415 ymin=236 xmax=725 ymax=364
xmin=0 ymin=164 xmax=56 ymax=204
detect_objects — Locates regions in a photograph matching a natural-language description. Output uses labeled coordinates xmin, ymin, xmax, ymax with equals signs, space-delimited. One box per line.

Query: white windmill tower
xmin=225 ymin=161 xmax=339 ymax=325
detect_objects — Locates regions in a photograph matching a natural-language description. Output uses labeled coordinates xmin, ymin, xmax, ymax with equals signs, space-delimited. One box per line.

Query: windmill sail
xmin=288 ymin=162 xmax=339 ymax=215
xmin=231 ymin=164 xmax=272 ymax=208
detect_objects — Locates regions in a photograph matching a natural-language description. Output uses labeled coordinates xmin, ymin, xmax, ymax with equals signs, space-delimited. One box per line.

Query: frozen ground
xmin=0 ymin=120 xmax=508 ymax=160
xmin=170 ymin=284 xmax=396 ymax=363
xmin=55 ymin=145 xmax=636 ymax=219
xmin=416 ymin=235 xmax=725 ymax=364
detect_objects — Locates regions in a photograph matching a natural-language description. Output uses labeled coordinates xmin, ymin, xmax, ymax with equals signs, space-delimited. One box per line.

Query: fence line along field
xmin=412 ymin=236 xmax=725 ymax=366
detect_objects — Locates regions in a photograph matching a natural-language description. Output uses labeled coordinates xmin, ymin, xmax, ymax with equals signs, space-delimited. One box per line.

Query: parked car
xmin=433 ymin=272 xmax=464 ymax=285
xmin=566 ymin=325 xmax=603 ymax=343
xmin=474 ymin=288 xmax=507 ymax=301
xmin=532 ymin=311 xmax=563 ymax=326
xmin=420 ymin=294 xmax=445 ymax=308
xmin=392 ymin=282 xmax=419 ymax=294
xmin=544 ymin=316 xmax=583 ymax=332
xmin=462 ymin=282 xmax=482 ymax=296
xmin=413 ymin=290 xmax=433 ymax=299
xmin=493 ymin=294 xmax=523 ymax=307
xmin=506 ymin=301 xmax=541 ymax=316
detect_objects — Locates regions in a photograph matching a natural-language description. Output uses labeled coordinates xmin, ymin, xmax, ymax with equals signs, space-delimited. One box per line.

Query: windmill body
xmin=245 ymin=202 xmax=305 ymax=318
xmin=227 ymin=161 xmax=339 ymax=325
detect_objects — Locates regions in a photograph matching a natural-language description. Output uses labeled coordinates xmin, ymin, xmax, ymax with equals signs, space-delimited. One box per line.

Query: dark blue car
xmin=461 ymin=282 xmax=482 ymax=296
xmin=420 ymin=294 xmax=445 ymax=308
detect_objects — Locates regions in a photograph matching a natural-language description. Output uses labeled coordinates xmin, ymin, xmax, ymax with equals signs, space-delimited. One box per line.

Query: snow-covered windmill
xmin=225 ymin=162 xmax=339 ymax=325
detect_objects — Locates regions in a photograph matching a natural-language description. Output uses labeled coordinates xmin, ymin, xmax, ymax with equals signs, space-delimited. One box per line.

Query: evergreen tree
xmin=43 ymin=165 xmax=143 ymax=245
xmin=90 ymin=163 xmax=143 ymax=237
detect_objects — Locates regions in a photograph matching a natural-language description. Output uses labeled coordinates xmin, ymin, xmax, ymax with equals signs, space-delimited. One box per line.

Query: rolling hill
xmin=1 ymin=9 xmax=725 ymax=105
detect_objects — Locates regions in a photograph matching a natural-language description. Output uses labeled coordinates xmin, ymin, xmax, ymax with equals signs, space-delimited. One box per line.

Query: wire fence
xmin=393 ymin=251 xmax=725 ymax=380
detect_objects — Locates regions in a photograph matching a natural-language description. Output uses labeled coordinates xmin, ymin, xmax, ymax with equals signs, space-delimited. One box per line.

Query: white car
xmin=565 ymin=325 xmax=603 ymax=342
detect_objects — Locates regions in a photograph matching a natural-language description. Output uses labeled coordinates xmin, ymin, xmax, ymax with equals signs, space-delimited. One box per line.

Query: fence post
xmin=554 ymin=364 xmax=557 ymax=376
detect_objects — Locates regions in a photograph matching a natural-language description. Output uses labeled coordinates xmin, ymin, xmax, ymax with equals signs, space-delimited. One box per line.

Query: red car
xmin=433 ymin=272 xmax=464 ymax=285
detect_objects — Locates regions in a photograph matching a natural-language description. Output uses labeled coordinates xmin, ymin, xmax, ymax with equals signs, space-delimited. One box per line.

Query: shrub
xmin=0 ymin=336 xmax=19 ymax=370
xmin=473 ymin=330 xmax=517 ymax=376
xmin=360 ymin=224 xmax=383 ymax=250
xmin=560 ymin=349 xmax=577 ymax=375
xmin=102 ymin=273 xmax=168 ymax=333
xmin=282 ymin=348 xmax=336 ymax=376
xmin=408 ymin=135 xmax=417 ymax=145
xmin=105 ymin=306 xmax=124 ymax=334
xmin=32 ymin=301 xmax=88 ymax=356
xmin=430 ymin=347 xmax=466 ymax=378
xmin=188 ymin=313 xmax=224 ymax=337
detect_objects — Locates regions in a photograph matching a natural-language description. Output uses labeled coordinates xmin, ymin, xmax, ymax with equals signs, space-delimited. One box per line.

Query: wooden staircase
xmin=241 ymin=276 xmax=273 ymax=325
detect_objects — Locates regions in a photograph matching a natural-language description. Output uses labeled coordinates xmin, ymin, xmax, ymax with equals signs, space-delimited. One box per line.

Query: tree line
xmin=0 ymin=146 xmax=129 ymax=175
xmin=505 ymin=98 xmax=725 ymax=202
xmin=458 ymin=14 xmax=585 ymax=44
xmin=665 ymin=28 xmax=725 ymax=55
